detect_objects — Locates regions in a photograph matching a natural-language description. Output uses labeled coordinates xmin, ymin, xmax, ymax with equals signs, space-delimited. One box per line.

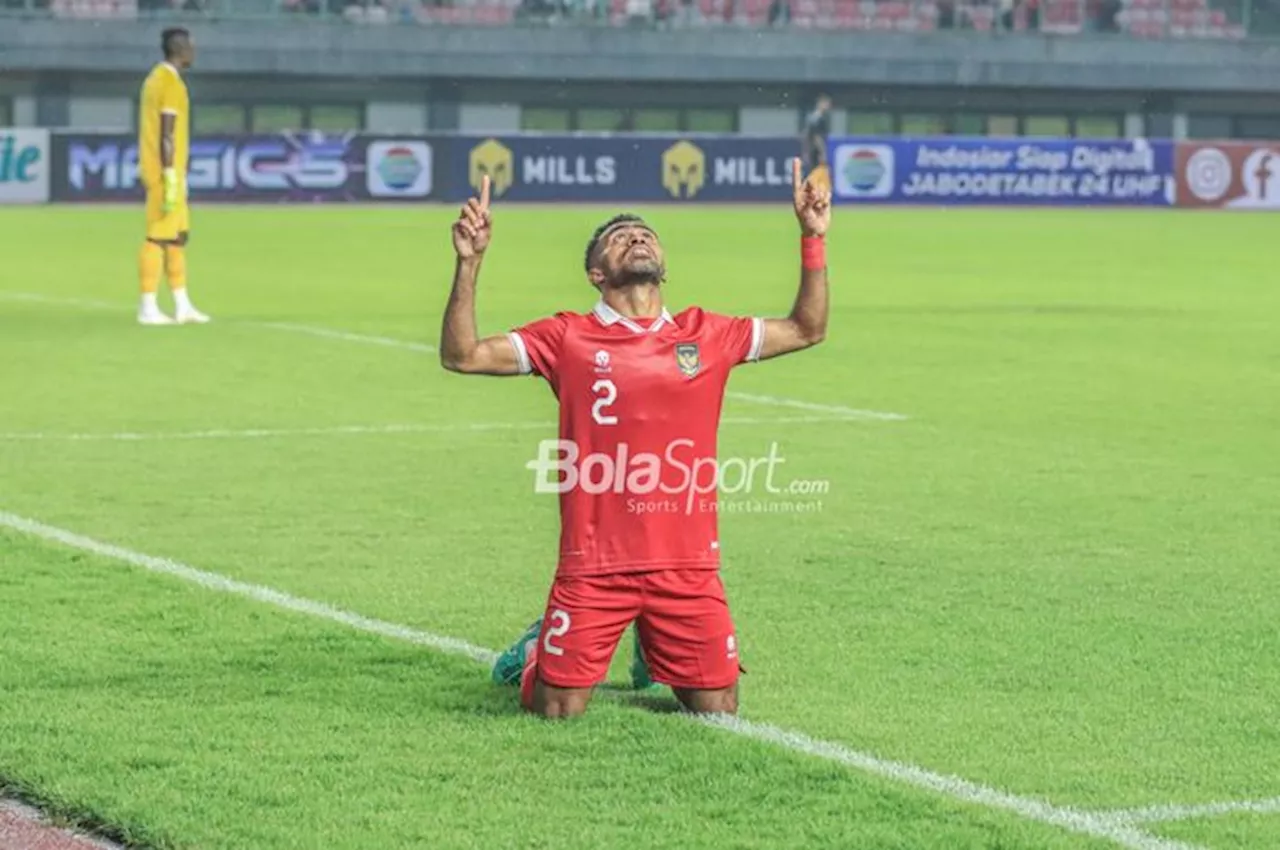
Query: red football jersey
xmin=510 ymin=300 xmax=764 ymax=577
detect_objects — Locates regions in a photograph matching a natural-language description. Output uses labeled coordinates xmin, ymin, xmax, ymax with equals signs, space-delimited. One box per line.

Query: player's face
xmin=177 ymin=37 xmax=195 ymax=69
xmin=597 ymin=223 xmax=665 ymax=287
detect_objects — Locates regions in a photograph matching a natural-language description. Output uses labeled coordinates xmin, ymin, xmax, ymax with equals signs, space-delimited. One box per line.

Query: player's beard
xmin=611 ymin=257 xmax=665 ymax=288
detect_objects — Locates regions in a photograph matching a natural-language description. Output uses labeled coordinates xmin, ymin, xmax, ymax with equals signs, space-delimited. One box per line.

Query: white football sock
xmin=141 ymin=292 xmax=159 ymax=313
xmin=173 ymin=288 xmax=193 ymax=313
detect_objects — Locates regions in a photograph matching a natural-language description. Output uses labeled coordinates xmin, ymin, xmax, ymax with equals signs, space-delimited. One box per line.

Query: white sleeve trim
xmin=508 ymin=331 xmax=533 ymax=375
xmin=160 ymin=108 xmax=180 ymax=115
xmin=744 ymin=317 xmax=765 ymax=363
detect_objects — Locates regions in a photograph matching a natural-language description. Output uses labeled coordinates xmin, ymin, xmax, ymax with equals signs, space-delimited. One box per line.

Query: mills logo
xmin=470 ymin=138 xmax=513 ymax=198
xmin=662 ymin=141 xmax=705 ymax=199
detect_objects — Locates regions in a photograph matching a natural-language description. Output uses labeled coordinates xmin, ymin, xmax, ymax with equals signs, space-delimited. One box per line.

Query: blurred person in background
xmin=801 ymin=94 xmax=832 ymax=189
xmin=137 ymin=28 xmax=210 ymax=326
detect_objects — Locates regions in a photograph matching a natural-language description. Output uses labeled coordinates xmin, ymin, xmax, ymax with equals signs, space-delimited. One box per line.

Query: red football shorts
xmin=521 ymin=568 xmax=740 ymax=701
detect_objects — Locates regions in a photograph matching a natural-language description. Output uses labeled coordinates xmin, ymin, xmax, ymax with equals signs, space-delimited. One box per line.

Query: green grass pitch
xmin=0 ymin=204 xmax=1277 ymax=850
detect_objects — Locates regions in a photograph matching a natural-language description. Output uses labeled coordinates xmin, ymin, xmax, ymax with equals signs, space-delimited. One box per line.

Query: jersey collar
xmin=592 ymin=299 xmax=673 ymax=334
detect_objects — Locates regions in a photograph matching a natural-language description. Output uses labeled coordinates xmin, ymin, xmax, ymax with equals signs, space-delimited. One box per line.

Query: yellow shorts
xmin=144 ymin=183 xmax=190 ymax=242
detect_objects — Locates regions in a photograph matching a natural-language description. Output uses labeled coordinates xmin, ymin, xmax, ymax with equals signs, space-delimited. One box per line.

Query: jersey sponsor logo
xmin=366 ymin=140 xmax=432 ymax=198
xmin=675 ymin=343 xmax=701 ymax=378
xmin=662 ymin=140 xmax=705 ymax=199
xmin=469 ymin=138 xmax=513 ymax=198
xmin=0 ymin=130 xmax=50 ymax=204
xmin=834 ymin=144 xmax=895 ymax=198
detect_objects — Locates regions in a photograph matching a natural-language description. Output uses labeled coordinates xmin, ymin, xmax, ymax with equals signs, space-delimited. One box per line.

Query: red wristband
xmin=801 ymin=235 xmax=825 ymax=271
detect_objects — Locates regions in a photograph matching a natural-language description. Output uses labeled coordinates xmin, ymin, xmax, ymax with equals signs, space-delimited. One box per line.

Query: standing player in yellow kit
xmin=137 ymin=28 xmax=210 ymax=326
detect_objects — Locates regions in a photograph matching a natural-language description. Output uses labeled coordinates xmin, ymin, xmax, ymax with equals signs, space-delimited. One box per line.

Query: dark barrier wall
xmin=41 ymin=131 xmax=1280 ymax=210
xmin=51 ymin=132 xmax=803 ymax=204
xmin=445 ymin=135 xmax=800 ymax=203
xmin=1174 ymin=141 xmax=1280 ymax=208
xmin=825 ymin=137 xmax=1175 ymax=206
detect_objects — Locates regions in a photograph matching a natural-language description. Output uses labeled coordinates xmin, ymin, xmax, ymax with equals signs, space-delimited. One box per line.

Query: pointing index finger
xmin=479 ymin=174 xmax=491 ymax=210
xmin=792 ymin=158 xmax=803 ymax=202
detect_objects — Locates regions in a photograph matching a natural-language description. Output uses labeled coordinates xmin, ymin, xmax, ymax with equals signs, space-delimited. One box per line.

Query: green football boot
xmin=491 ymin=618 xmax=542 ymax=686
xmin=629 ymin=626 xmax=657 ymax=690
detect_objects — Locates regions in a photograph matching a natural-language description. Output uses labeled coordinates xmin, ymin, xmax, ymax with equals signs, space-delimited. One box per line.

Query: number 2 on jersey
xmin=591 ymin=379 xmax=618 ymax=425
xmin=543 ymin=609 xmax=571 ymax=656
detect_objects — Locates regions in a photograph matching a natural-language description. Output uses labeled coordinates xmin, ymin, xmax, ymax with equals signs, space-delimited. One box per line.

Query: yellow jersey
xmin=138 ymin=62 xmax=189 ymax=187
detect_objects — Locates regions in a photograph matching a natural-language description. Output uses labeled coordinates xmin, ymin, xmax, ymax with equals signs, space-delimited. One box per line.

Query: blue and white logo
xmin=834 ymin=144 xmax=894 ymax=199
xmin=367 ymin=140 xmax=432 ymax=198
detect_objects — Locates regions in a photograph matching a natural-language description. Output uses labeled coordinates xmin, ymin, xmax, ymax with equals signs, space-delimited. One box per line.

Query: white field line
xmin=1 ymin=291 xmax=122 ymax=311
xmin=0 ymin=509 xmax=1213 ymax=850
xmin=724 ymin=391 xmax=907 ymax=421
xmin=0 ymin=415 xmax=847 ymax=443
xmin=254 ymin=322 xmax=438 ymax=354
xmin=0 ymin=510 xmax=497 ymax=666
xmin=2 ymin=291 xmax=909 ymax=423
xmin=1100 ymin=797 xmax=1280 ymax=824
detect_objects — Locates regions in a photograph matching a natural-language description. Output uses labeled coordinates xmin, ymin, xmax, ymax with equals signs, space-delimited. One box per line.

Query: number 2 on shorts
xmin=543 ymin=609 xmax=571 ymax=656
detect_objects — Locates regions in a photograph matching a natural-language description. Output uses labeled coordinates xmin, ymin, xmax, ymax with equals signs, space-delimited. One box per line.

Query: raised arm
xmin=758 ymin=158 xmax=831 ymax=361
xmin=439 ymin=175 xmax=523 ymax=376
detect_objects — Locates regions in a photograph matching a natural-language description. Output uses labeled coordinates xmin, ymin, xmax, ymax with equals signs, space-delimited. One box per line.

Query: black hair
xmin=584 ymin=213 xmax=650 ymax=272
xmin=162 ymin=27 xmax=190 ymax=59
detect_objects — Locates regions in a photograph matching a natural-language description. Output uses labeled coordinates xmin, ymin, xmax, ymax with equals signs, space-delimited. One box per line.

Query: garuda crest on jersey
xmin=675 ymin=343 xmax=700 ymax=378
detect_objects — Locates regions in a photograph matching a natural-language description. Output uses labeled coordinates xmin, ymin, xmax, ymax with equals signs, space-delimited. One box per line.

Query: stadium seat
xmin=218 ymin=0 xmax=1251 ymax=37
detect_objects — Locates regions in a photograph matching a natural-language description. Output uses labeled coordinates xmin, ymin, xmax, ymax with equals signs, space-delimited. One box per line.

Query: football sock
xmin=164 ymin=245 xmax=188 ymax=295
xmin=519 ymin=635 xmax=541 ymax=710
xmin=138 ymin=241 xmax=163 ymax=296
xmin=492 ymin=618 xmax=544 ymax=686
xmin=630 ymin=627 xmax=654 ymax=689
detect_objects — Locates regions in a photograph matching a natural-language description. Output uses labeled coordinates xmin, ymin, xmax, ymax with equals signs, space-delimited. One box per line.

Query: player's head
xmin=815 ymin=94 xmax=832 ymax=113
xmin=162 ymin=27 xmax=195 ymax=70
xmin=584 ymin=213 xmax=665 ymax=290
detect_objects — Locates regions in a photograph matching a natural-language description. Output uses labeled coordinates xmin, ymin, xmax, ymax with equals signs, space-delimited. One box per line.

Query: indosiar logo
xmin=366 ymin=140 xmax=432 ymax=198
xmin=662 ymin=140 xmax=705 ymax=199
xmin=470 ymin=138 xmax=513 ymax=197
xmin=834 ymin=143 xmax=895 ymax=199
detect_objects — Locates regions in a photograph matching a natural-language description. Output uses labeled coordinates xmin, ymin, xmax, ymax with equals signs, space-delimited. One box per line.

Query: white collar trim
xmin=593 ymin=300 xmax=672 ymax=334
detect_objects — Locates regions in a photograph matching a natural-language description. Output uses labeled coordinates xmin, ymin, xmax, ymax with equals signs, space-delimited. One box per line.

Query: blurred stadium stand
xmin=2 ymin=0 xmax=1278 ymax=143
xmin=6 ymin=0 xmax=1268 ymax=38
